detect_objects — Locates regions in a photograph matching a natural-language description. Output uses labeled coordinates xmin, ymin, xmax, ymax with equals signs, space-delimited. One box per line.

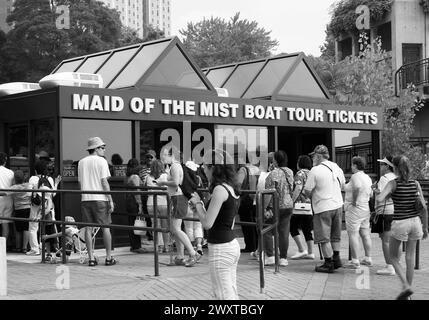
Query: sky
xmin=171 ymin=0 xmax=339 ymax=57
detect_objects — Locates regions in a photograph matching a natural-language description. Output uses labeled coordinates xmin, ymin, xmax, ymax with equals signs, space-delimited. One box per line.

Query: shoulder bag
xmin=292 ymin=170 xmax=312 ymax=215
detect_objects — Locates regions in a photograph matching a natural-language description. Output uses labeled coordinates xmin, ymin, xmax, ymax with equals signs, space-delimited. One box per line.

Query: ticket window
xmin=334 ymin=130 xmax=373 ymax=174
xmin=7 ymin=124 xmax=29 ymax=179
xmin=61 ymin=119 xmax=132 ymax=178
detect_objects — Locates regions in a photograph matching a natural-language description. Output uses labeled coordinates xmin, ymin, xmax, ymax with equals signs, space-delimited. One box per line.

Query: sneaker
xmin=315 ymin=261 xmax=334 ymax=273
xmin=304 ymin=253 xmax=315 ymax=260
xmin=264 ymin=256 xmax=275 ymax=266
xmin=174 ymin=257 xmax=186 ymax=266
xmin=25 ymin=250 xmax=40 ymax=256
xmin=279 ymin=258 xmax=288 ymax=266
xmin=291 ymin=250 xmax=308 ymax=260
xmin=185 ymin=255 xmax=198 ymax=267
xmin=360 ymin=258 xmax=373 ymax=266
xmin=344 ymin=260 xmax=361 ymax=269
xmin=45 ymin=254 xmax=52 ymax=262
xmin=196 ymin=245 xmax=203 ymax=256
xmin=377 ymin=265 xmax=396 ymax=276
xmin=333 ymin=257 xmax=343 ymax=269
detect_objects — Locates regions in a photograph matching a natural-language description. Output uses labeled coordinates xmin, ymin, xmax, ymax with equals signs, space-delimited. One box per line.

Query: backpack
xmin=180 ymin=164 xmax=200 ymax=200
xmin=31 ymin=175 xmax=53 ymax=206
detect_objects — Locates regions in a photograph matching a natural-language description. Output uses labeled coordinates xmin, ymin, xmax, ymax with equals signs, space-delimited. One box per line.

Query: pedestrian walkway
xmin=1 ymin=231 xmax=428 ymax=300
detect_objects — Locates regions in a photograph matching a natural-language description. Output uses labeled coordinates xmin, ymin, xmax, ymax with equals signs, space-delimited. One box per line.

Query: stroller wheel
xmin=79 ymin=257 xmax=86 ymax=264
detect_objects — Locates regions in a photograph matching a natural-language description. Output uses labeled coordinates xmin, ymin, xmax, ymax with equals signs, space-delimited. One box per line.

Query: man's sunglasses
xmin=98 ymin=146 xmax=106 ymax=150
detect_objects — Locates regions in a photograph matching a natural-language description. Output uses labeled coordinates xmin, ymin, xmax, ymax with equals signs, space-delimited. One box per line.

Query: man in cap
xmin=304 ymin=145 xmax=346 ymax=273
xmin=78 ymin=137 xmax=116 ymax=266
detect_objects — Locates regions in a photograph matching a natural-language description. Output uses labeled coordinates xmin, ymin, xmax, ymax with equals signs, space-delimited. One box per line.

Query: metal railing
xmin=0 ymin=188 xmax=171 ymax=277
xmin=0 ymin=186 xmax=280 ymax=293
xmin=395 ymin=57 xmax=429 ymax=96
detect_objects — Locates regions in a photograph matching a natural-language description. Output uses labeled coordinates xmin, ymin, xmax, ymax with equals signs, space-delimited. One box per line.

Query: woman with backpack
xmin=263 ymin=150 xmax=294 ymax=267
xmin=27 ymin=160 xmax=59 ymax=256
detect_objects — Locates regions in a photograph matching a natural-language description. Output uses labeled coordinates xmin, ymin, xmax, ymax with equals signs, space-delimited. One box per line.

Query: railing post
xmin=273 ymin=192 xmax=279 ymax=274
xmin=153 ymin=193 xmax=159 ymax=277
xmin=256 ymin=191 xmax=264 ymax=294
xmin=0 ymin=237 xmax=6 ymax=296
xmin=41 ymin=191 xmax=46 ymax=263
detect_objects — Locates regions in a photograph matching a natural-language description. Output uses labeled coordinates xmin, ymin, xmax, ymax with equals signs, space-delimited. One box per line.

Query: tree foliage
xmin=180 ymin=12 xmax=278 ymax=68
xmin=330 ymin=34 xmax=426 ymax=178
xmin=0 ymin=0 xmax=142 ymax=82
xmin=328 ymin=0 xmax=393 ymax=37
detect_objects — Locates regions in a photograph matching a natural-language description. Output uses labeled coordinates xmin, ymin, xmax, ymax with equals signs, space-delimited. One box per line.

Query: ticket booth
xmin=0 ymin=37 xmax=383 ymax=247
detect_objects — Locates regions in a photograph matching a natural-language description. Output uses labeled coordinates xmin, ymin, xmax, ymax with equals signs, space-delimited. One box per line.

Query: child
xmin=42 ymin=216 xmax=79 ymax=261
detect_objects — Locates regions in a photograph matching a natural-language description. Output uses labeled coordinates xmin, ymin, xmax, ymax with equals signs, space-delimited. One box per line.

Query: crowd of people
xmin=0 ymin=137 xmax=428 ymax=300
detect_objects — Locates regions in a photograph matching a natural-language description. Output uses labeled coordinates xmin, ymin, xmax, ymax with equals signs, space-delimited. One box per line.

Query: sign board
xmin=62 ymin=165 xmax=77 ymax=177
xmin=112 ymin=165 xmax=127 ymax=177
xmin=58 ymin=86 xmax=384 ymax=131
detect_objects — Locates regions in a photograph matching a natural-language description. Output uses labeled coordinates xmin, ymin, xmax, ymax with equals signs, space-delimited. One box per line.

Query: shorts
xmin=171 ymin=195 xmax=188 ymax=219
xmin=391 ymin=217 xmax=423 ymax=242
xmin=81 ymin=201 xmax=111 ymax=225
xmin=14 ymin=208 xmax=30 ymax=231
xmin=344 ymin=204 xmax=370 ymax=232
xmin=0 ymin=197 xmax=13 ymax=223
xmin=313 ymin=208 xmax=342 ymax=244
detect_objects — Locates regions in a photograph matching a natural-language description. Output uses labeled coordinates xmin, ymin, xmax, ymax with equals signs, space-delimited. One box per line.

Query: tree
xmin=331 ymin=34 xmax=427 ymax=178
xmin=142 ymin=24 xmax=165 ymax=42
xmin=180 ymin=12 xmax=278 ymax=68
xmin=0 ymin=0 xmax=131 ymax=82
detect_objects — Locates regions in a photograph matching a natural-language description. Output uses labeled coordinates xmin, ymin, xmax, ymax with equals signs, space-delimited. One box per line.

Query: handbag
xmin=414 ymin=181 xmax=425 ymax=212
xmin=370 ymin=201 xmax=386 ymax=234
xmin=133 ymin=215 xmax=147 ymax=236
xmin=292 ymin=170 xmax=312 ymax=215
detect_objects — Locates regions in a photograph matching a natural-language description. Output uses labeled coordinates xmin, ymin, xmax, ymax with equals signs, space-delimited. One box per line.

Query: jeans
xmin=208 ymin=238 xmax=241 ymax=300
xmin=28 ymin=206 xmax=40 ymax=252
xmin=264 ymin=208 xmax=292 ymax=258
xmin=238 ymin=201 xmax=257 ymax=251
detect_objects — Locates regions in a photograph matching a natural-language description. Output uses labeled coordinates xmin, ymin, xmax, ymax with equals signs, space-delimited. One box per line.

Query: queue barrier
xmin=0 ymin=187 xmax=171 ymax=277
xmin=0 ymin=186 xmax=281 ymax=294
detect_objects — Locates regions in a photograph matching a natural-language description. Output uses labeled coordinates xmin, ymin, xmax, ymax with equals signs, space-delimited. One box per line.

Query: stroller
xmin=44 ymin=216 xmax=100 ymax=264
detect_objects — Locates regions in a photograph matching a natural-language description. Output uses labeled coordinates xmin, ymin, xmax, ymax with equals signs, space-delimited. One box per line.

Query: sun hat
xmin=377 ymin=157 xmax=394 ymax=168
xmin=86 ymin=137 xmax=106 ymax=151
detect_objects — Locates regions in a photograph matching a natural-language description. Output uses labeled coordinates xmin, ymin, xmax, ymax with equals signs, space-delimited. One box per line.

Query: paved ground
xmin=1 ymin=231 xmax=429 ymax=300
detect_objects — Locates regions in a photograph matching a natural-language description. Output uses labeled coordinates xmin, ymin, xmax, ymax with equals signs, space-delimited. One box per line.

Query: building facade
xmin=99 ymin=0 xmax=171 ymax=39
xmin=334 ymin=0 xmax=429 ymax=153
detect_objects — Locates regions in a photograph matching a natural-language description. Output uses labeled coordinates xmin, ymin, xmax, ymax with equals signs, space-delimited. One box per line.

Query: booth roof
xmin=51 ymin=37 xmax=216 ymax=94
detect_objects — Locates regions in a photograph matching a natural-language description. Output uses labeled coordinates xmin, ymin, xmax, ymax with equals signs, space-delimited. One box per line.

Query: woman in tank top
xmin=189 ymin=149 xmax=241 ymax=300
xmin=376 ymin=155 xmax=428 ymax=300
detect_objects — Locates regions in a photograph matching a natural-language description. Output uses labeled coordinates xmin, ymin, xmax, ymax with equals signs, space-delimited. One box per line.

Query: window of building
xmin=222 ymin=61 xmax=265 ymax=98
xmin=334 ymin=130 xmax=373 ymax=174
xmin=76 ymin=53 xmax=110 ymax=74
xmin=55 ymin=58 xmax=84 ymax=73
xmin=377 ymin=22 xmax=392 ymax=52
xmin=61 ymin=119 xmax=132 ymax=168
xmin=338 ymin=37 xmax=353 ymax=61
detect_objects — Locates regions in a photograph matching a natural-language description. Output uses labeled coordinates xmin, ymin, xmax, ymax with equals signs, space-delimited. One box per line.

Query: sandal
xmin=396 ymin=288 xmax=413 ymax=300
xmin=105 ymin=256 xmax=117 ymax=266
xmin=88 ymin=259 xmax=98 ymax=267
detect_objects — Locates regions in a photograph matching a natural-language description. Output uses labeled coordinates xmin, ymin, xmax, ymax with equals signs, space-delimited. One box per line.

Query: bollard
xmin=0 ymin=237 xmax=6 ymax=296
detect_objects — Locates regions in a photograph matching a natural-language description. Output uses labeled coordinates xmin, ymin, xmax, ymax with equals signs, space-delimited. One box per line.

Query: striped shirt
xmin=391 ymin=179 xmax=419 ymax=220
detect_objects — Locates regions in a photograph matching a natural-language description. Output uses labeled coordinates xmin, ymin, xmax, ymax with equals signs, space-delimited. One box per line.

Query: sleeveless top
xmin=207 ymin=184 xmax=240 ymax=244
xmin=391 ymin=178 xmax=419 ymax=221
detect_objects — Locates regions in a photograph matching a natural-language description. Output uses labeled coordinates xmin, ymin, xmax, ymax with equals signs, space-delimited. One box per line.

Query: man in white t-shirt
xmin=0 ymin=152 xmax=14 ymax=247
xmin=304 ymin=145 xmax=346 ymax=273
xmin=78 ymin=137 xmax=116 ymax=267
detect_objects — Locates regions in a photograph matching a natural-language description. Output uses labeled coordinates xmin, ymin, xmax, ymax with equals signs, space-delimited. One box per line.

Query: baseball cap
xmin=377 ymin=157 xmax=394 ymax=168
xmin=309 ymin=145 xmax=330 ymax=157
